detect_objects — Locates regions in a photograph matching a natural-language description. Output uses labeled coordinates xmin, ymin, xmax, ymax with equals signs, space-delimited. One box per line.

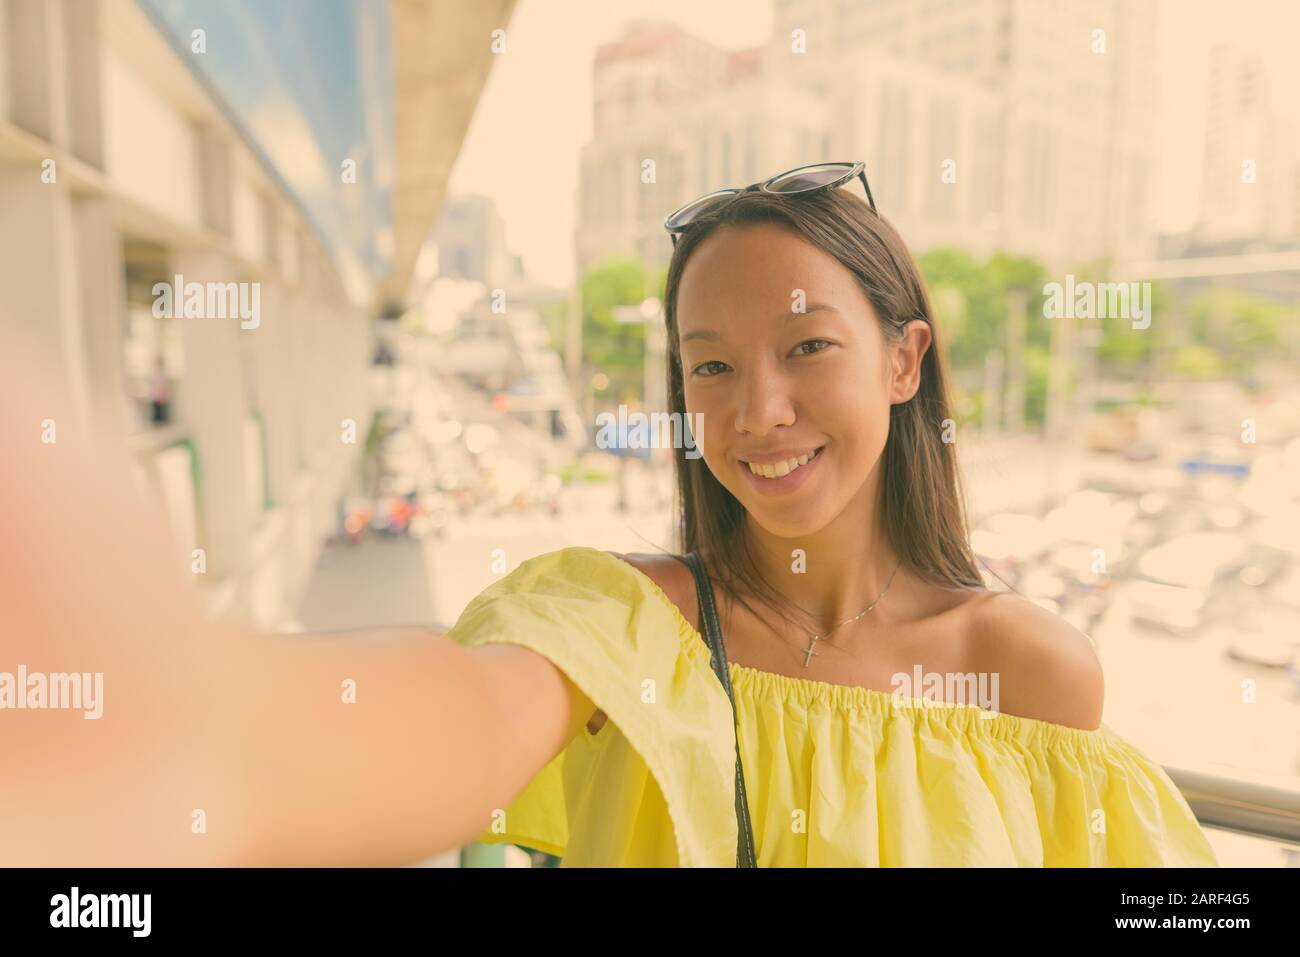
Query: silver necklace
xmin=798 ymin=559 xmax=902 ymax=668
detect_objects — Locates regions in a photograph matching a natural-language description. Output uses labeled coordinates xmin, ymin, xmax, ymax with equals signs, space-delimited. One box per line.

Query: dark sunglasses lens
xmin=666 ymin=190 xmax=736 ymax=230
xmin=765 ymin=164 xmax=853 ymax=194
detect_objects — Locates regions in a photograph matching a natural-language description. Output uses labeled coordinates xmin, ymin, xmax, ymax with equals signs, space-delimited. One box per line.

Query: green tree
xmin=1093 ymin=279 xmax=1166 ymax=373
xmin=1187 ymin=288 xmax=1285 ymax=375
xmin=580 ymin=259 xmax=651 ymax=405
xmin=1171 ymin=343 xmax=1224 ymax=379
xmin=917 ymin=247 xmax=1052 ymax=427
xmin=918 ymin=247 xmax=1005 ymax=371
xmin=574 ymin=260 xmax=674 ymax=407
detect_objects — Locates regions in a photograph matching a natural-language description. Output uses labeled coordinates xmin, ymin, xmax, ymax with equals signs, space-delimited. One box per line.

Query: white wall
xmin=101 ymin=44 xmax=202 ymax=228
xmin=231 ymin=173 xmax=266 ymax=262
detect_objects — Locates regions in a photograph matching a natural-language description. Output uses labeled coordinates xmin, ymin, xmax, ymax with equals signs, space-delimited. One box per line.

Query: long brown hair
xmin=662 ymin=186 xmax=987 ymax=633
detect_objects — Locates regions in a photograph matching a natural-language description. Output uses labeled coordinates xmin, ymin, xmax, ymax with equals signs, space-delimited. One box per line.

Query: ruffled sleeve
xmin=727 ymin=665 xmax=1220 ymax=867
xmin=443 ymin=546 xmax=740 ymax=867
xmin=1026 ymin=722 xmax=1220 ymax=867
xmin=957 ymin=716 xmax=1220 ymax=866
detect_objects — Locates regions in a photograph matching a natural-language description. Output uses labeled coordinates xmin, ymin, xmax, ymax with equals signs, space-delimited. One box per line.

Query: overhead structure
xmin=383 ymin=0 xmax=518 ymax=309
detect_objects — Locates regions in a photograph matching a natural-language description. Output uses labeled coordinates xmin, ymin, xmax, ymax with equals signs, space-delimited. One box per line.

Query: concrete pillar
xmin=253 ymin=281 xmax=297 ymax=508
xmin=71 ymin=196 xmax=129 ymax=429
xmin=289 ymin=292 xmax=315 ymax=469
xmin=61 ymin=0 xmax=103 ymax=168
xmin=195 ymin=123 xmax=233 ymax=237
xmin=299 ymin=297 xmax=329 ymax=464
xmin=171 ymin=251 xmax=252 ymax=581
xmin=0 ymin=162 xmax=89 ymax=421
xmin=353 ymin=312 xmax=372 ymax=449
xmin=4 ymin=0 xmax=70 ymax=147
xmin=330 ymin=305 xmax=367 ymax=467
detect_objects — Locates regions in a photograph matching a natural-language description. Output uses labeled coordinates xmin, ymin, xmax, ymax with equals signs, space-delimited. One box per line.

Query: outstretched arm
xmin=0 ymin=342 xmax=585 ymax=866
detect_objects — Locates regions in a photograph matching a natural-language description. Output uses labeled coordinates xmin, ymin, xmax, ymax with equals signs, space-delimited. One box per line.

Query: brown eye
xmin=691 ymin=360 xmax=729 ymax=377
xmin=792 ymin=339 xmax=832 ymax=357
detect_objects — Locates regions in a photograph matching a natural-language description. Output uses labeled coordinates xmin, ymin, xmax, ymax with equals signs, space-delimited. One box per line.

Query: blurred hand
xmin=0 ymin=338 xmax=259 ymax=865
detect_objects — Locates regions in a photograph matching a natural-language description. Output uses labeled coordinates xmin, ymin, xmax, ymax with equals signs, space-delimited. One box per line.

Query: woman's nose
xmin=733 ymin=365 xmax=795 ymax=436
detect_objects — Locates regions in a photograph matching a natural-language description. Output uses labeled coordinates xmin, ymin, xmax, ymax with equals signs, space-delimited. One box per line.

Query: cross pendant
xmin=802 ymin=635 xmax=821 ymax=668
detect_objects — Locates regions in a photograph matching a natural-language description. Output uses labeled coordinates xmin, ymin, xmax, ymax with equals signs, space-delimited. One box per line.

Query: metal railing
xmin=1165 ymin=764 xmax=1300 ymax=848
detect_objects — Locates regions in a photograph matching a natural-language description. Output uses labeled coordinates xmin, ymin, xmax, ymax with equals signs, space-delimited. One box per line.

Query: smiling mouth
xmin=743 ymin=445 xmax=825 ymax=479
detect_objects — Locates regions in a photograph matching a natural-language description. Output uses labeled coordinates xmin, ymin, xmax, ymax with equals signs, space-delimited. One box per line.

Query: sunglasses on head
xmin=663 ymin=161 xmax=876 ymax=246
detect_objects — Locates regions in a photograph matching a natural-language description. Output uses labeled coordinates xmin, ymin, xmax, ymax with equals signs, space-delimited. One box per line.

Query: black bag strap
xmin=677 ymin=550 xmax=757 ymax=867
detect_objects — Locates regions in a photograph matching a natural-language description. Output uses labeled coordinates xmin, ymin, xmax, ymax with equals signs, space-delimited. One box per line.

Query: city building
xmin=771 ymin=0 xmax=1160 ymax=264
xmin=576 ymin=1 xmax=1161 ymax=278
xmin=435 ymin=193 xmax=518 ymax=289
xmin=1195 ymin=44 xmax=1298 ymax=246
xmin=577 ymin=20 xmax=833 ymax=277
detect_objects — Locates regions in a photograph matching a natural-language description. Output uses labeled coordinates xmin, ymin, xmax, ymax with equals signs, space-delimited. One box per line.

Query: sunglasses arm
xmin=858 ymin=170 xmax=877 ymax=213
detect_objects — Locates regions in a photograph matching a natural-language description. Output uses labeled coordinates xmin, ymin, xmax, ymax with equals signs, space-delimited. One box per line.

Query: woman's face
xmin=676 ymin=223 xmax=928 ymax=539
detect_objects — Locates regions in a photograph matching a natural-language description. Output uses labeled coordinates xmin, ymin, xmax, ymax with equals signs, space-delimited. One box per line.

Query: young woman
xmin=440 ymin=163 xmax=1218 ymax=866
xmin=0 ymin=163 xmax=1216 ymax=868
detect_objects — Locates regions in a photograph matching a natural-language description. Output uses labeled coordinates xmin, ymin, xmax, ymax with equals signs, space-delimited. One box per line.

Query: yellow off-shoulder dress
xmin=445 ymin=546 xmax=1219 ymax=867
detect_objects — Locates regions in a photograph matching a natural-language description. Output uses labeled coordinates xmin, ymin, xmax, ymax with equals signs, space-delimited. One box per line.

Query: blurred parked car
xmin=1127 ymin=531 xmax=1249 ymax=635
xmin=1218 ymin=603 xmax=1300 ymax=670
xmin=1084 ymin=404 xmax=1164 ymax=458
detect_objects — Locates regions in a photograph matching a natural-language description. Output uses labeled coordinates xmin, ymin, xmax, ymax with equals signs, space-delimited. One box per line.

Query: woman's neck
xmin=740 ymin=481 xmax=908 ymax=632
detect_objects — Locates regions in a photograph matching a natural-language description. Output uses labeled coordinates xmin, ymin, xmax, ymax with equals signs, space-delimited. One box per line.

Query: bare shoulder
xmin=965 ymin=590 xmax=1104 ymax=731
xmin=605 ymin=550 xmax=701 ymax=633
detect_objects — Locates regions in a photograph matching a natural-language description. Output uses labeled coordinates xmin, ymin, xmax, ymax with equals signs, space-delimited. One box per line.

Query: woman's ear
xmin=887 ymin=320 xmax=932 ymax=404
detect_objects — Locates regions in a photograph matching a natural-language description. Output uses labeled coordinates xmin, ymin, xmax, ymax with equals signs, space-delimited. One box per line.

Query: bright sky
xmin=448 ymin=0 xmax=1300 ymax=287
xmin=446 ymin=0 xmax=771 ymax=287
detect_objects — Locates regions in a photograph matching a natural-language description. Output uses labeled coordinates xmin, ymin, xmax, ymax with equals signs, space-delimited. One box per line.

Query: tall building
xmin=1196 ymin=45 xmax=1298 ymax=245
xmin=435 ymin=194 xmax=516 ymax=288
xmin=575 ymin=2 xmax=1162 ymax=279
xmin=577 ymin=19 xmax=838 ymax=277
xmin=769 ymin=0 xmax=1160 ymax=264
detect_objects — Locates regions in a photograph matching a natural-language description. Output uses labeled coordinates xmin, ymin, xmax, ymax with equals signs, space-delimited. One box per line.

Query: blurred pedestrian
xmin=148 ymin=357 xmax=170 ymax=425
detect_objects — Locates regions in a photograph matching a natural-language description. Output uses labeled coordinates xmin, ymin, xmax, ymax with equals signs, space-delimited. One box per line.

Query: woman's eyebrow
xmin=788 ymin=303 xmax=841 ymax=321
xmin=680 ymin=304 xmax=841 ymax=345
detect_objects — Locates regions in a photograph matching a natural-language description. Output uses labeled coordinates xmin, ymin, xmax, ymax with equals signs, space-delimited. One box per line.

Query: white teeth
xmin=747 ymin=447 xmax=820 ymax=478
